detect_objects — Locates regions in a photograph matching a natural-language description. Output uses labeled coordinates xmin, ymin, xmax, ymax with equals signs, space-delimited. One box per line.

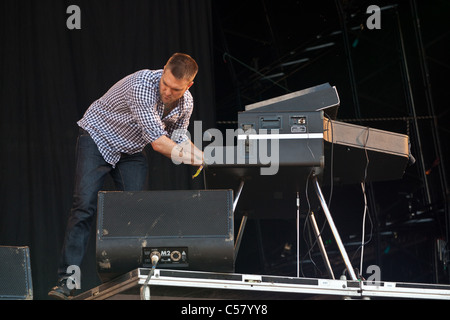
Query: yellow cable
xmin=192 ymin=165 xmax=204 ymax=179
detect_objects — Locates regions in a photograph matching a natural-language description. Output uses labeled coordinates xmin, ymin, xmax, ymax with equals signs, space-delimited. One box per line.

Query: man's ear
xmin=187 ymin=81 xmax=194 ymax=89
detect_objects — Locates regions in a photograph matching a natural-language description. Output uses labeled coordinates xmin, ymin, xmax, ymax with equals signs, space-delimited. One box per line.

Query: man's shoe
xmin=48 ymin=278 xmax=75 ymax=300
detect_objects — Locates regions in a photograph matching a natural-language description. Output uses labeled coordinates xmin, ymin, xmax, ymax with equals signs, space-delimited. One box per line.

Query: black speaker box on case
xmin=96 ymin=190 xmax=234 ymax=282
xmin=0 ymin=246 xmax=33 ymax=300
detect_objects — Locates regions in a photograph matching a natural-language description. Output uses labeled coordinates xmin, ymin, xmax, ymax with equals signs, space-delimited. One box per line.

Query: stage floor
xmin=72 ymin=268 xmax=450 ymax=300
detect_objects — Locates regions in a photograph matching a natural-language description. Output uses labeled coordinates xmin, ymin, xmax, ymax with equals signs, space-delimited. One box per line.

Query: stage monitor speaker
xmin=96 ymin=190 xmax=234 ymax=282
xmin=0 ymin=246 xmax=33 ymax=300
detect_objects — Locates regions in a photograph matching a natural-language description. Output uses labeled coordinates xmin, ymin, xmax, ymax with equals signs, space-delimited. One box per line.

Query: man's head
xmin=160 ymin=53 xmax=198 ymax=105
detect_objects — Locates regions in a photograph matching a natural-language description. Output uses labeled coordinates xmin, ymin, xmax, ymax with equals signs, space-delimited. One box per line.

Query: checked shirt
xmin=77 ymin=69 xmax=193 ymax=167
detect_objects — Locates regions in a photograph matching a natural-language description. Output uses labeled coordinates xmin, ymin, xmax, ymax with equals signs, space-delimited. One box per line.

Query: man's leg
xmin=50 ymin=129 xmax=111 ymax=299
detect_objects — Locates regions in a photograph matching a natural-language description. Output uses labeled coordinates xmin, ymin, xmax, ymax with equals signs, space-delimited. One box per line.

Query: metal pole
xmin=335 ymin=0 xmax=362 ymax=120
xmin=309 ymin=211 xmax=336 ymax=279
xmin=410 ymin=1 xmax=449 ymax=279
xmin=395 ymin=9 xmax=432 ymax=207
xmin=312 ymin=174 xmax=358 ymax=280
xmin=234 ymin=216 xmax=248 ymax=261
xmin=233 ymin=180 xmax=247 ymax=261
xmin=296 ymin=192 xmax=300 ymax=278
xmin=233 ymin=179 xmax=245 ymax=213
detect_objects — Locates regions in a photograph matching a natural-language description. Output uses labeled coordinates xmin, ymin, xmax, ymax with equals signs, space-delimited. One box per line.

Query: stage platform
xmin=72 ymin=268 xmax=450 ymax=300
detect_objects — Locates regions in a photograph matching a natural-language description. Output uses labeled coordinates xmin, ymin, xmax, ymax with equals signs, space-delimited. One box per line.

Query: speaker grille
xmin=0 ymin=246 xmax=33 ymax=300
xmin=98 ymin=190 xmax=233 ymax=238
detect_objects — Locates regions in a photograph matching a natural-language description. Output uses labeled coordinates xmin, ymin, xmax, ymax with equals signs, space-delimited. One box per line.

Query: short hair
xmin=166 ymin=53 xmax=198 ymax=82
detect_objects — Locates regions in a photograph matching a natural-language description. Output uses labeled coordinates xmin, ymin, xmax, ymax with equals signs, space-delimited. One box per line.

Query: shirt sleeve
xmin=127 ymin=83 xmax=168 ymax=143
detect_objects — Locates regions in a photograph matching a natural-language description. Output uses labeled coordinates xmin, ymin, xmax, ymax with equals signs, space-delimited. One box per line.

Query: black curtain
xmin=0 ymin=0 xmax=215 ymax=299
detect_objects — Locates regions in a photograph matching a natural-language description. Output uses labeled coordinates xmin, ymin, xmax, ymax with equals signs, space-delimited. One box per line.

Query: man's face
xmin=159 ymin=68 xmax=193 ymax=105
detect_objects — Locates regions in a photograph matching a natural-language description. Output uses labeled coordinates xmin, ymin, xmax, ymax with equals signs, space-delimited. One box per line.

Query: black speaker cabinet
xmin=0 ymin=246 xmax=33 ymax=300
xmin=96 ymin=190 xmax=234 ymax=282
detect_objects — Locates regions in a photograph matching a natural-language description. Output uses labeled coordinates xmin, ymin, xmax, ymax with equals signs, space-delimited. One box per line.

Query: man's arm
xmin=151 ymin=135 xmax=203 ymax=167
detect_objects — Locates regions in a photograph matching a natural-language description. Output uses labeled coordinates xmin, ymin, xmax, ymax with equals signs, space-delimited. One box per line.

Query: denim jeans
xmin=57 ymin=128 xmax=148 ymax=279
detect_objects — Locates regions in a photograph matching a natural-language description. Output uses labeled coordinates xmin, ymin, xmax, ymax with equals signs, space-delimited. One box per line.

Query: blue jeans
xmin=57 ymin=128 xmax=148 ymax=279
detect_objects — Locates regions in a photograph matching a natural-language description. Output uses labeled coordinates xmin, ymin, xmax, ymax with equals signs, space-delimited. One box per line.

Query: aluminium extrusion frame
xmin=137 ymin=268 xmax=360 ymax=299
xmin=72 ymin=268 xmax=450 ymax=300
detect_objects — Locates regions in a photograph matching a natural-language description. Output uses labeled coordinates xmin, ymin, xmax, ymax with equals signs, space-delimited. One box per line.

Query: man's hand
xmin=151 ymin=135 xmax=203 ymax=167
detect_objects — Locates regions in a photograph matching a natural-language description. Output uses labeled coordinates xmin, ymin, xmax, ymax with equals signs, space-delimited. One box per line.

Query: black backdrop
xmin=0 ymin=0 xmax=215 ymax=299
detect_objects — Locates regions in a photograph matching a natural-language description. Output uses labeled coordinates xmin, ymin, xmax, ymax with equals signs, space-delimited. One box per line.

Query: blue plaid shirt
xmin=78 ymin=69 xmax=193 ymax=166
